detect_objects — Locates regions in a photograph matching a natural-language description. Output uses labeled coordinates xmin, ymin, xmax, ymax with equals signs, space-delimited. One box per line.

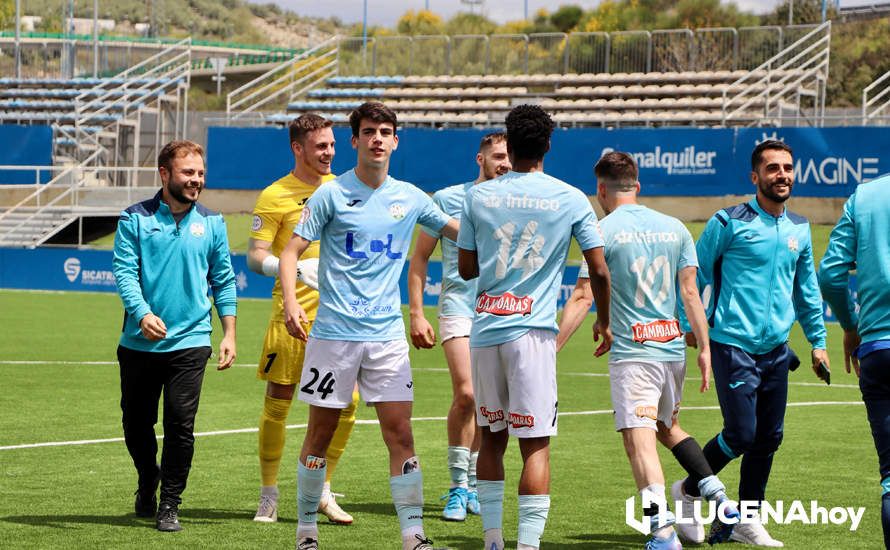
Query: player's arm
xmin=818 ymin=194 xmax=861 ymax=376
xmin=208 ymin=218 xmax=237 ymax=370
xmin=679 ymin=266 xmax=711 ymax=392
xmin=408 ymin=231 xmax=439 ymax=349
xmin=456 ymin=192 xmax=478 ymax=280
xmin=685 ymin=212 xmax=730 ymax=347
xmin=440 ymin=218 xmax=460 ymax=242
xmin=112 ymin=211 xmax=166 ymax=340
xmin=247 ymin=237 xmax=277 ymax=276
xmin=792 ymin=227 xmax=830 ymax=379
xmin=280 ymin=233 xmax=312 ymax=340
xmin=458 ymin=248 xmax=478 ymax=280
xmin=557 ymin=276 xmax=592 ymax=352
xmin=583 ymin=246 xmax=612 ymax=357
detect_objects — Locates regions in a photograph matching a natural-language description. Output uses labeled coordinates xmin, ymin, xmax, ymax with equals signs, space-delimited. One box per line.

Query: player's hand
xmin=685 ymin=332 xmax=698 ymax=349
xmin=217 ymin=335 xmax=236 ymax=370
xmin=592 ymin=319 xmax=612 ymax=357
xmin=843 ymin=330 xmax=861 ymax=377
xmin=283 ymin=300 xmax=309 ymax=341
xmin=698 ymin=347 xmax=712 ymax=392
xmin=139 ymin=313 xmax=167 ymax=341
xmin=811 ymin=348 xmax=831 ymax=381
xmin=409 ymin=313 xmax=436 ymax=349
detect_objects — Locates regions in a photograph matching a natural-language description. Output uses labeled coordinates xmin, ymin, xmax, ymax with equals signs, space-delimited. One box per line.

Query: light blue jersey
xmin=295 ymin=169 xmax=451 ymax=341
xmin=457 ymin=171 xmax=603 ymax=348
xmin=819 ymin=177 xmax=890 ymax=353
xmin=421 ymin=181 xmax=476 ymax=318
xmin=579 ymin=204 xmax=697 ymax=361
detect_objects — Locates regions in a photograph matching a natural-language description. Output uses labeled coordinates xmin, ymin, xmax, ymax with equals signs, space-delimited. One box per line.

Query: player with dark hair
xmin=247 ymin=114 xmax=357 ymax=525
xmin=559 ymin=151 xmax=738 ymax=548
xmin=457 ymin=105 xmax=612 ymax=550
xmin=819 ymin=175 xmax=890 ymax=549
xmin=279 ymin=102 xmax=459 ymax=550
xmin=674 ymin=139 xmax=829 ymax=547
xmin=408 ymin=132 xmax=510 ymax=522
xmin=113 ymin=140 xmax=237 ymax=532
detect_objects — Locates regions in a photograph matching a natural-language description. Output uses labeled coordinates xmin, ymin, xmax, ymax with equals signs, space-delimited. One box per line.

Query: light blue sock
xmin=477 ymin=479 xmax=505 ymax=532
xmin=297 ymin=456 xmax=326 ymax=531
xmin=468 ymin=451 xmax=479 ymax=488
xmin=390 ymin=470 xmax=425 ymax=538
xmin=698 ymin=475 xmax=727 ymax=501
xmin=447 ymin=446 xmax=470 ymax=488
xmin=517 ymin=494 xmax=550 ymax=548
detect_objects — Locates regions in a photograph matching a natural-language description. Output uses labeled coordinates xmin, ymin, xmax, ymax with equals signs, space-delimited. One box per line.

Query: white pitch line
xmin=0 ymin=401 xmax=864 ymax=452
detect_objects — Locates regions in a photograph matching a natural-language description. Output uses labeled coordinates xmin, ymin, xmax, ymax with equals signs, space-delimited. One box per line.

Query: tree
xmin=550 ymin=5 xmax=584 ymax=33
xmin=445 ymin=12 xmax=497 ymax=35
xmin=396 ymin=9 xmax=444 ymax=35
xmin=0 ymin=0 xmax=14 ymax=31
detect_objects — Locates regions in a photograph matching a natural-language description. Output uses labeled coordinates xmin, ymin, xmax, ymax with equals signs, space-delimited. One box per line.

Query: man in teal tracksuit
xmin=675 ymin=140 xmax=828 ymax=547
xmin=113 ymin=140 xmax=237 ymax=532
xmin=819 ymin=175 xmax=890 ymax=549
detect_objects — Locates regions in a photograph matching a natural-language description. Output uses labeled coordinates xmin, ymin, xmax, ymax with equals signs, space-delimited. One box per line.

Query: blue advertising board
xmin=0 ymin=247 xmax=851 ymax=322
xmin=0 ymin=125 xmax=53 ymax=184
xmin=206 ymin=126 xmax=890 ymax=198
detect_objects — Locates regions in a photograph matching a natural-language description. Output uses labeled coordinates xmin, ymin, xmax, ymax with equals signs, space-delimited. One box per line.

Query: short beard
xmin=758 ymin=181 xmax=791 ymax=203
xmin=169 ymin=184 xmax=200 ymax=204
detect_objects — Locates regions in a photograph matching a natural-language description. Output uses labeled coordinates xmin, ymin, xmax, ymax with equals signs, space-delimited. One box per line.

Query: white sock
xmin=260 ymin=485 xmax=278 ymax=498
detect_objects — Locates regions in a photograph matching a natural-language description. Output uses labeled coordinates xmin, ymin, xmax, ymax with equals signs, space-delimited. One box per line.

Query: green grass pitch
xmin=0 ymin=218 xmax=873 ymax=549
xmin=0 ymin=288 xmax=880 ymax=549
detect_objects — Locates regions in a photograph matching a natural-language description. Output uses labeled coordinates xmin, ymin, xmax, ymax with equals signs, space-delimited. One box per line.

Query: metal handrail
xmin=227 ymin=37 xmax=339 ymax=115
xmin=862 ymin=71 xmax=890 ymax=124
xmin=232 ymin=55 xmax=338 ymax=118
xmin=721 ymin=21 xmax=830 ymax=125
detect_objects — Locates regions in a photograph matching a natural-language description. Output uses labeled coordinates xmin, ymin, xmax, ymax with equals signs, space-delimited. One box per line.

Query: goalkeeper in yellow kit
xmin=247 ymin=114 xmax=358 ymax=524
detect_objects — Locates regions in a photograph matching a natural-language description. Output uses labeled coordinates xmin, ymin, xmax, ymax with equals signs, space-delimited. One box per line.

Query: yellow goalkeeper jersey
xmin=250 ymin=171 xmax=333 ymax=321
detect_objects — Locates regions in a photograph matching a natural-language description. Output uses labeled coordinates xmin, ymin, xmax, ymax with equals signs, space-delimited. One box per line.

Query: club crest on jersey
xmin=475 ymin=291 xmax=533 ymax=316
xmin=389 ymin=203 xmax=406 ymax=220
xmin=631 ymin=319 xmax=682 ymax=344
xmin=189 ymin=222 xmax=205 ymax=237
xmin=480 ymin=406 xmax=504 ymax=423
xmin=787 ymin=236 xmax=799 ymax=253
xmin=508 ymin=412 xmax=535 ymax=429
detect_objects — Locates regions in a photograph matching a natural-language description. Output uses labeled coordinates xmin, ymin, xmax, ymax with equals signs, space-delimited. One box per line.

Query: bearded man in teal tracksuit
xmin=673 ymin=140 xmax=829 ymax=548
xmin=113 ymin=140 xmax=237 ymax=532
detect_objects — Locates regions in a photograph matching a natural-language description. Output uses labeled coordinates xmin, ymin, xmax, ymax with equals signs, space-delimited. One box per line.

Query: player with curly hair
xmin=457 ymin=105 xmax=612 ymax=550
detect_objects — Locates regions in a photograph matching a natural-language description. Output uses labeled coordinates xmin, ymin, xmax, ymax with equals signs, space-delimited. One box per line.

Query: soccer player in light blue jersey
xmin=678 ymin=140 xmax=829 ymax=548
xmin=558 ymin=152 xmax=738 ymax=549
xmin=408 ymin=132 xmax=511 ymax=522
xmin=457 ymin=105 xmax=612 ymax=550
xmin=818 ymin=175 xmax=890 ymax=549
xmin=279 ymin=102 xmax=459 ymax=550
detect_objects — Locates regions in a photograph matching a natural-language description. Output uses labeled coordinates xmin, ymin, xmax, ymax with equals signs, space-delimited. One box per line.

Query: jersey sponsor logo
xmin=389 ymin=203 xmax=406 ymax=220
xmin=189 ymin=222 xmax=205 ymax=237
xmin=634 ymin=405 xmax=658 ymax=420
xmin=251 ymin=215 xmax=262 ymax=231
xmin=481 ymin=192 xmax=560 ymax=212
xmin=631 ymin=319 xmax=682 ymax=344
xmin=345 ymin=232 xmax=402 ymax=260
xmin=475 ymin=291 xmax=533 ymax=316
xmin=299 ymin=205 xmax=311 ymax=225
xmin=508 ymin=412 xmax=535 ymax=428
xmin=480 ymin=406 xmax=504 ymax=423
xmin=613 ymin=230 xmax=680 ymax=245
xmin=346 ymin=198 xmax=362 ymax=207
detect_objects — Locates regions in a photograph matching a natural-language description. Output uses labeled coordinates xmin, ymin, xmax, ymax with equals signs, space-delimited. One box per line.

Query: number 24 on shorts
xmin=301 ymin=367 xmax=336 ymax=399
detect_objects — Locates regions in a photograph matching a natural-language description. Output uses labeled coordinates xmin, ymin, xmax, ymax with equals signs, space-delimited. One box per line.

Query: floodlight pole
xmin=524 ymin=0 xmax=528 ymax=20
xmin=14 ymin=0 xmax=21 ymax=78
xmin=788 ymin=0 xmax=793 ymax=25
xmin=362 ymin=0 xmax=368 ymax=50
xmin=93 ymin=0 xmax=99 ymax=77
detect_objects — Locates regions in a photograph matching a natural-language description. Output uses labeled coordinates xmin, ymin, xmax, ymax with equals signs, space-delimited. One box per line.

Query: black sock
xmin=685 ymin=436 xmax=733 ymax=497
xmin=672 ymin=437 xmax=714 ymax=481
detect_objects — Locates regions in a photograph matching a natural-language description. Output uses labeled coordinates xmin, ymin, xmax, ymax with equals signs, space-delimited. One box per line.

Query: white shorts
xmin=471 ymin=329 xmax=558 ymax=438
xmin=299 ymin=337 xmax=413 ymax=408
xmin=439 ymin=315 xmax=472 ymax=343
xmin=609 ymin=358 xmax=686 ymax=431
